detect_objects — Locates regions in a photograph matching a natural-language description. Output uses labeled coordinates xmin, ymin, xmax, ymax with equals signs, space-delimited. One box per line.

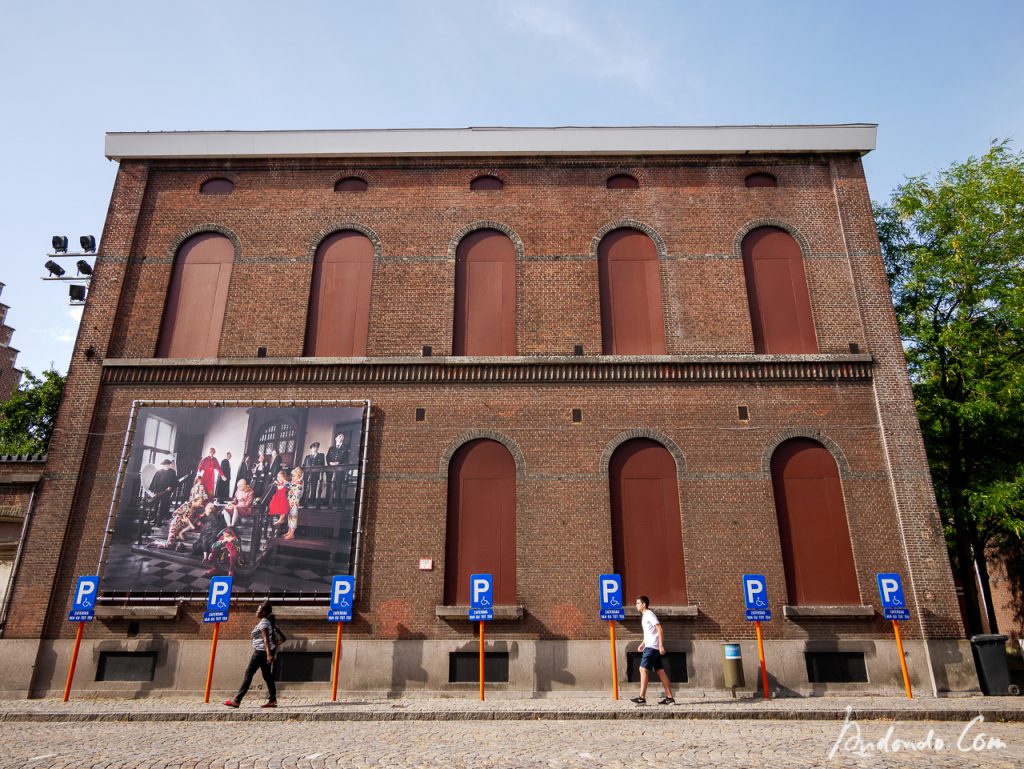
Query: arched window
xmin=598 ymin=228 xmax=666 ymax=354
xmin=744 ymin=173 xmax=778 ymax=188
xmin=444 ymin=439 xmax=516 ymax=605
xmin=771 ymin=439 xmax=859 ymax=605
xmin=157 ymin=233 xmax=233 ymax=358
xmin=304 ymin=231 xmax=374 ymax=357
xmin=470 ymin=175 xmax=504 ymax=191
xmin=251 ymin=418 xmax=298 ymax=469
xmin=200 ymin=178 xmax=234 ymax=195
xmin=335 ymin=176 xmax=368 ymax=192
xmin=606 ymin=173 xmax=639 ymax=190
xmin=741 ymin=226 xmax=818 ymax=354
xmin=453 ymin=229 xmax=516 ymax=355
xmin=609 ymin=439 xmax=686 ymax=605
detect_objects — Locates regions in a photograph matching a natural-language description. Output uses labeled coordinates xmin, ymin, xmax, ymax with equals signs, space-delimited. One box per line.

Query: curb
xmin=2 ymin=707 xmax=1023 ymax=723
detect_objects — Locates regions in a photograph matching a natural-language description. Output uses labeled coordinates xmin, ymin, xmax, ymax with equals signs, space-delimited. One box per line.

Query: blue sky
xmin=1 ymin=0 xmax=1021 ymax=377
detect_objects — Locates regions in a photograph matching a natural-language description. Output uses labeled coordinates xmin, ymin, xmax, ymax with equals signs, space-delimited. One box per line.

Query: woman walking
xmin=223 ymin=601 xmax=278 ymax=708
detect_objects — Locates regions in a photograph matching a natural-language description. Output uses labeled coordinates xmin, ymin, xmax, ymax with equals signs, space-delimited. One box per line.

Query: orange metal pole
xmin=479 ymin=620 xmax=485 ymax=701
xmin=203 ymin=622 xmax=220 ymax=704
xmin=755 ymin=620 xmax=769 ymax=700
xmin=892 ymin=620 xmax=913 ymax=699
xmin=331 ymin=622 xmax=343 ymax=702
xmin=63 ymin=621 xmax=85 ymax=702
xmin=609 ymin=620 xmax=619 ymax=700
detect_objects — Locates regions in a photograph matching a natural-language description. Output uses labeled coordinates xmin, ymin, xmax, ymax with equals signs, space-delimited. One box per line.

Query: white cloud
xmin=499 ymin=1 xmax=662 ymax=91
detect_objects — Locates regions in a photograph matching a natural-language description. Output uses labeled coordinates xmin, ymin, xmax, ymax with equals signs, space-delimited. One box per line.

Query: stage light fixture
xmin=76 ymin=260 xmax=93 ymax=276
xmin=80 ymin=235 xmax=96 ymax=253
xmin=52 ymin=235 xmax=68 ymax=253
xmin=69 ymin=285 xmax=86 ymax=302
xmin=45 ymin=260 xmax=66 ymax=277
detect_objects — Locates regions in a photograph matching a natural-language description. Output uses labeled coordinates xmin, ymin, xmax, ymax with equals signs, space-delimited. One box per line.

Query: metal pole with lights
xmin=41 ymin=235 xmax=96 ymax=305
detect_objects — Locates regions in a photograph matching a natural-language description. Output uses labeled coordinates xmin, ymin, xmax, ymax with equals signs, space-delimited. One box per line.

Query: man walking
xmin=631 ymin=595 xmax=675 ymax=705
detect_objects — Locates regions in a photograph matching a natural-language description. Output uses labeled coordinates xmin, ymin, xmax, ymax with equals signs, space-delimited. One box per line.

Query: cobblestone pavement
xmin=1 ymin=717 xmax=1023 ymax=768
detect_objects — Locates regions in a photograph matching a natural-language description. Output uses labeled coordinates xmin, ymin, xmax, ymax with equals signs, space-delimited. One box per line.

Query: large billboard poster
xmin=100 ymin=403 xmax=368 ymax=599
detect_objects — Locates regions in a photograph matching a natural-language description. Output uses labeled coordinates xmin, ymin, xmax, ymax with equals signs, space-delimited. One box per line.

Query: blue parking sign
xmin=599 ymin=574 xmax=625 ymax=621
xmin=469 ymin=573 xmax=493 ymax=621
xmin=203 ymin=576 xmax=233 ymax=623
xmin=68 ymin=575 xmax=99 ymax=622
xmin=742 ymin=574 xmax=771 ymax=622
xmin=328 ymin=575 xmax=355 ymax=622
xmin=877 ymin=573 xmax=910 ymax=621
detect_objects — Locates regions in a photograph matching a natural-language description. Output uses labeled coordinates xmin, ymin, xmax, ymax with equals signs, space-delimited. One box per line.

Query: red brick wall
xmin=4 ymin=151 xmax=964 ymax=650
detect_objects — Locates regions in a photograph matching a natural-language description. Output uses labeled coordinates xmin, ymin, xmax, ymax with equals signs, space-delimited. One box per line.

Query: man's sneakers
xmin=630 ymin=696 xmax=646 ymax=705
xmin=658 ymin=696 xmax=676 ymax=705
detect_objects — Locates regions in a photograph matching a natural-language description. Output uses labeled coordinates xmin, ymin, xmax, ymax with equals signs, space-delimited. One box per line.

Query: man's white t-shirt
xmin=641 ymin=608 xmax=660 ymax=648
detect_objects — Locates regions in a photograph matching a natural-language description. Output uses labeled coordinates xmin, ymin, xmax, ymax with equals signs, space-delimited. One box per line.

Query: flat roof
xmin=105 ymin=125 xmax=876 ymax=161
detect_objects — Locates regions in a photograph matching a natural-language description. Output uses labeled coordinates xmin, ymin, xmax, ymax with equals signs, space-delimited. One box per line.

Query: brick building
xmin=0 ymin=126 xmax=980 ymax=698
xmin=0 ymin=284 xmax=22 ymax=402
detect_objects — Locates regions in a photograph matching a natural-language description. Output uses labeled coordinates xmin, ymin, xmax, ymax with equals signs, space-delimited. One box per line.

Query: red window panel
xmin=610 ymin=439 xmax=687 ymax=606
xmin=470 ymin=175 xmax=504 ymax=191
xmin=744 ymin=173 xmax=778 ymax=188
xmin=304 ymin=231 xmax=374 ymax=357
xmin=156 ymin=233 xmax=233 ymax=358
xmin=444 ymin=439 xmax=517 ymax=606
xmin=742 ymin=227 xmax=818 ymax=354
xmin=453 ymin=229 xmax=516 ymax=356
xmin=606 ymin=174 xmax=639 ymax=189
xmin=199 ymin=178 xmax=234 ymax=195
xmin=771 ymin=439 xmax=860 ymax=605
xmin=598 ymin=228 xmax=666 ymax=355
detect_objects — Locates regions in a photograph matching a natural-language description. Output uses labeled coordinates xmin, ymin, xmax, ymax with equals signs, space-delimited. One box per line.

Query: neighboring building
xmin=0 ymin=126 xmax=979 ymax=698
xmin=0 ymin=284 xmax=22 ymax=401
xmin=0 ymin=456 xmax=44 ymax=635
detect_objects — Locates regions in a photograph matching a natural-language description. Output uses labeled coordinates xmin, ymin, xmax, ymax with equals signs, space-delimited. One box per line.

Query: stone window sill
xmin=622 ymin=605 xmax=699 ymax=619
xmin=95 ymin=605 xmax=181 ymax=621
xmin=782 ymin=604 xmax=875 ymax=619
xmin=435 ymin=605 xmax=524 ymax=621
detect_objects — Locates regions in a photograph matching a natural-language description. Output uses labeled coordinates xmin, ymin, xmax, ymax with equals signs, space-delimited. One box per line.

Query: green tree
xmin=874 ymin=140 xmax=1024 ymax=636
xmin=0 ymin=368 xmax=66 ymax=456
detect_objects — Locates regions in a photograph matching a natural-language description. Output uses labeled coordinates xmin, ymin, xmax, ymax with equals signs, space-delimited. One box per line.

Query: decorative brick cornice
xmin=100 ymin=356 xmax=873 ymax=387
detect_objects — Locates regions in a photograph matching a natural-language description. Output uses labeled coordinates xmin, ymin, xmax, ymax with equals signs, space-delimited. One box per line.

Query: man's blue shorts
xmin=639 ymin=647 xmax=664 ymax=671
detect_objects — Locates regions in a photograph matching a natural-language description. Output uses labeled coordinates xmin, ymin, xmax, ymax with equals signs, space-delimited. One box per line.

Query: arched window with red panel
xmin=598 ymin=228 xmax=666 ymax=355
xmin=741 ymin=226 xmax=818 ymax=354
xmin=771 ymin=438 xmax=859 ymax=605
xmin=157 ymin=232 xmax=234 ymax=358
xmin=609 ymin=439 xmax=687 ymax=605
xmin=444 ymin=439 xmax=517 ymax=606
xmin=304 ymin=231 xmax=374 ymax=357
xmin=453 ymin=229 xmax=516 ymax=356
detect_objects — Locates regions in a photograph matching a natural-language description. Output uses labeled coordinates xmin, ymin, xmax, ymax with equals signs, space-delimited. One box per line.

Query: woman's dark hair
xmin=257 ymin=600 xmax=274 ymax=620
xmin=637 ymin=595 xmax=650 ymax=609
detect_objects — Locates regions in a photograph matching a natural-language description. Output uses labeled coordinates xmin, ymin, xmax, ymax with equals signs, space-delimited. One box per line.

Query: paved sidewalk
xmin=3 ymin=693 xmax=1024 ymax=722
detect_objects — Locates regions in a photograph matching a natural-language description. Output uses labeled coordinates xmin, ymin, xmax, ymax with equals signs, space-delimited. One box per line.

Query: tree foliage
xmin=0 ymin=368 xmax=66 ymax=456
xmin=874 ymin=140 xmax=1024 ymax=635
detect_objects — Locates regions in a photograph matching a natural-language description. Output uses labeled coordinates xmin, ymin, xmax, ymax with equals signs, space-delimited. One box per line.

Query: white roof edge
xmin=105 ymin=125 xmax=877 ymax=160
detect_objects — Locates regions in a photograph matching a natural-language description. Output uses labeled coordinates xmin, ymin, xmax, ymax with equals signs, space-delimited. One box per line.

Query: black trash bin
xmin=970 ymin=634 xmax=1011 ymax=695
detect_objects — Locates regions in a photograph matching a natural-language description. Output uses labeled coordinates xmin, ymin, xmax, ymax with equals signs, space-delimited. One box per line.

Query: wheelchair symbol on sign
xmin=754 ymin=598 xmax=767 ymax=607
xmin=479 ymin=597 xmax=491 ymax=606
xmin=81 ymin=598 xmax=94 ymax=608
xmin=215 ymin=599 xmax=227 ymax=609
xmin=609 ymin=597 xmax=620 ymax=606
xmin=891 ymin=597 xmax=903 ymax=606
xmin=338 ymin=598 xmax=351 ymax=607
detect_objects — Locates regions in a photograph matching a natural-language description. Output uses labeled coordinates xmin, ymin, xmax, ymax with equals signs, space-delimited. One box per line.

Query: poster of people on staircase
xmin=99 ymin=403 xmax=368 ymax=599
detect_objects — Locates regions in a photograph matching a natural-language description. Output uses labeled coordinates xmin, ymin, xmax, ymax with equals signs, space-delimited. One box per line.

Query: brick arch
xmin=330 ymin=170 xmax=376 ymax=188
xmin=732 ymin=219 xmax=812 ymax=261
xmin=590 ymin=220 xmax=667 ymax=261
xmin=447 ymin=221 xmax=525 ymax=262
xmin=761 ymin=429 xmax=850 ymax=477
xmin=466 ymin=170 xmax=507 ymax=187
xmin=599 ymin=429 xmax=685 ymax=478
xmin=439 ymin=430 xmax=526 ymax=480
xmin=306 ymin=222 xmax=383 ymax=261
xmin=603 ymin=167 xmax=645 ymax=187
xmin=197 ymin=172 xmax=239 ymax=190
xmin=165 ymin=224 xmax=241 ymax=260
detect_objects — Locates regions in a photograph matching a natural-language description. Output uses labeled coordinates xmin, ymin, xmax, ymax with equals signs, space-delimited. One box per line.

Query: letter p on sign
xmin=473 ymin=579 xmax=489 ymax=604
xmin=74 ymin=576 xmax=98 ymax=609
xmin=602 ymin=578 xmax=618 ymax=605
